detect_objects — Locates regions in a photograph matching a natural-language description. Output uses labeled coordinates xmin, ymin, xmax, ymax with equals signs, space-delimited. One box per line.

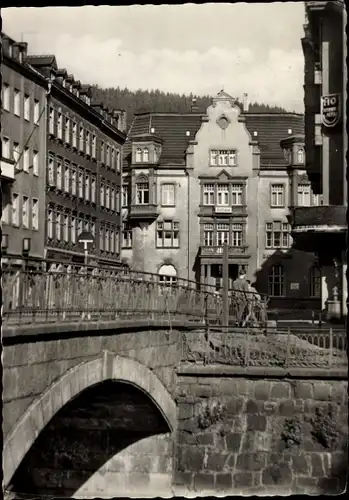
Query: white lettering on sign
xmin=321 ymin=93 xmax=341 ymax=128
xmin=215 ymin=206 xmax=232 ymax=214
xmin=290 ymin=282 xmax=299 ymax=290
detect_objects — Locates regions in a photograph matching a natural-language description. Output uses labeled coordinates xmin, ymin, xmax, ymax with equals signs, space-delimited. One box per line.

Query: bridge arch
xmin=4 ymin=352 xmax=176 ymax=488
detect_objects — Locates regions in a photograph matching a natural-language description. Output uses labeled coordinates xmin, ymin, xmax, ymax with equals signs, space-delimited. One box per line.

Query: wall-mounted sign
xmin=215 ymin=206 xmax=232 ymax=214
xmin=321 ymin=94 xmax=341 ymax=128
xmin=290 ymin=282 xmax=299 ymax=291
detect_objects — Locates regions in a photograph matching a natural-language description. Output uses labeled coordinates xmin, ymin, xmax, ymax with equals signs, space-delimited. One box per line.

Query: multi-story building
xmin=122 ymin=91 xmax=320 ymax=309
xmin=291 ymin=0 xmax=347 ymax=320
xmin=25 ymin=54 xmax=127 ymax=270
xmin=1 ymin=34 xmax=48 ymax=270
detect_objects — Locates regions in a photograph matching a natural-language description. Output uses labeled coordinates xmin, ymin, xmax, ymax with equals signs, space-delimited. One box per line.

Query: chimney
xmin=243 ymin=93 xmax=249 ymax=112
xmin=191 ymin=98 xmax=198 ymax=113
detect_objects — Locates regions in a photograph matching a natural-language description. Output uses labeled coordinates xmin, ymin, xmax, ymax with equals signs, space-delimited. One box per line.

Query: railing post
xmin=222 ymin=243 xmax=229 ymax=327
xmin=285 ymin=326 xmax=291 ymax=368
xmin=329 ymin=327 xmax=333 ymax=368
xmin=244 ymin=328 xmax=250 ymax=366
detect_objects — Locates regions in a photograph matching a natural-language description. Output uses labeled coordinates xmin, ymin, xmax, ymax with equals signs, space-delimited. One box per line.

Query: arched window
xmin=297 ymin=148 xmax=305 ymax=164
xmin=135 ymin=148 xmax=142 ymax=163
xmin=309 ymin=265 xmax=321 ymax=297
xmin=158 ymin=264 xmax=177 ymax=286
xmin=143 ymin=148 xmax=149 ymax=162
xmin=268 ymin=264 xmax=284 ymax=297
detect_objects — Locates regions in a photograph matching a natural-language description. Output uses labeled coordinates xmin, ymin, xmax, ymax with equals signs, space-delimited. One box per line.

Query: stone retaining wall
xmin=174 ymin=377 xmax=348 ymax=495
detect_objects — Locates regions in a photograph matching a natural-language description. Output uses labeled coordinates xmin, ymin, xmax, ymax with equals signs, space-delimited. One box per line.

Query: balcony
xmin=200 ymin=245 xmax=250 ymax=258
xmin=199 ymin=205 xmax=247 ymax=217
xmin=128 ymin=203 xmax=159 ymax=222
xmin=290 ymin=206 xmax=347 ymax=252
xmin=1 ymin=159 xmax=15 ymax=182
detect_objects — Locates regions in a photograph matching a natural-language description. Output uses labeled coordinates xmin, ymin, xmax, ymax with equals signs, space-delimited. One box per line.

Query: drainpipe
xmin=185 ymin=169 xmax=190 ymax=282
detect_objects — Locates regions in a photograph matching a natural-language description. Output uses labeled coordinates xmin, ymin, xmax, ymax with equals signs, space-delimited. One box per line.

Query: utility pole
xmin=222 ymin=243 xmax=229 ymax=327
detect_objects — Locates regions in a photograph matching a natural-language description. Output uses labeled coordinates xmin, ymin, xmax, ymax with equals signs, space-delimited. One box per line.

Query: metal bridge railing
xmin=2 ymin=262 xmax=268 ymax=328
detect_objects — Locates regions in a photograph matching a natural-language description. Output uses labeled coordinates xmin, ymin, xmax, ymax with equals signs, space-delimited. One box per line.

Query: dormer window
xmin=136 ymin=148 xmax=142 ymax=163
xmin=210 ymin=149 xmax=237 ymax=167
xmin=297 ymin=148 xmax=305 ymax=164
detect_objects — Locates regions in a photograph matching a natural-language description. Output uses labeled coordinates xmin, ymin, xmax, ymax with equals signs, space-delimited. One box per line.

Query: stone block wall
xmin=174 ymin=376 xmax=348 ymax=495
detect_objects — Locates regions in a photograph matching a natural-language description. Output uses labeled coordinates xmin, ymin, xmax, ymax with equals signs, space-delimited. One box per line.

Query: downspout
xmin=185 ymin=169 xmax=190 ymax=281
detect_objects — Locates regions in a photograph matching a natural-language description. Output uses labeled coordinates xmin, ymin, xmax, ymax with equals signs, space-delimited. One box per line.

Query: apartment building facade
xmin=122 ymin=92 xmax=320 ymax=309
xmin=291 ymin=0 xmax=347 ymax=320
xmin=1 ymin=34 xmax=48 ymax=269
xmin=26 ymin=55 xmax=127 ymax=270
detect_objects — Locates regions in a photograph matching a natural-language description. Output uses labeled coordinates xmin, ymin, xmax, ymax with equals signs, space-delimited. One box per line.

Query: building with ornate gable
xmin=121 ymin=91 xmax=321 ymax=310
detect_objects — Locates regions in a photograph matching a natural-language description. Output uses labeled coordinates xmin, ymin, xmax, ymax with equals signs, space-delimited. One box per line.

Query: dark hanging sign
xmin=321 ymin=94 xmax=341 ymax=128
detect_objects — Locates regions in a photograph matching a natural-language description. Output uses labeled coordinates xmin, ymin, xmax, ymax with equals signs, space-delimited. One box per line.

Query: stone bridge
xmin=2 ymin=265 xmax=348 ymax=497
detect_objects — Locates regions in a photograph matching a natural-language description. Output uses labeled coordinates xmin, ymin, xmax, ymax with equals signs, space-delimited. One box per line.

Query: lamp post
xmin=222 ymin=243 xmax=229 ymax=327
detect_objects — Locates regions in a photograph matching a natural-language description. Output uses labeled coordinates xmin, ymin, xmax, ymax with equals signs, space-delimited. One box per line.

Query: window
xmin=92 ymin=134 xmax=96 ymax=158
xmin=110 ymin=229 xmax=115 ymax=253
xmin=111 ymin=188 xmax=115 ymax=211
xmin=312 ymin=193 xmax=320 ymax=206
xmin=105 ymin=228 xmax=110 ymax=252
xmin=309 ymin=265 xmax=321 ymax=297
xmin=78 ymin=170 xmax=84 ymax=198
xmin=297 ymin=149 xmax=305 ymax=164
xmin=100 ymin=142 xmax=105 ymax=163
xmin=136 ymin=182 xmax=149 ymax=204
xmin=56 ymin=159 xmax=63 ymax=189
xmin=122 ymin=224 xmax=132 ymax=248
xmin=32 ymin=199 xmax=39 ymax=230
xmin=24 ymin=95 xmax=30 ymax=121
xmin=84 ymin=220 xmax=90 ymax=233
xmin=143 ymin=148 xmax=149 ymax=162
xmin=203 ymin=223 xmax=214 ymax=246
xmin=48 ymin=155 xmax=55 ymax=186
xmin=232 ymin=223 xmax=243 ymax=247
xmin=266 ymin=222 xmax=290 ymax=248
xmin=13 ymin=142 xmax=20 ymax=167
xmin=71 ymin=167 xmax=77 ymax=195
xmin=2 ymin=137 xmax=10 ymax=158
xmin=85 ymin=174 xmax=90 ymax=201
xmin=49 ymin=108 xmax=54 ymax=134
xmin=79 ymin=126 xmax=84 ymax=151
xmin=210 ymin=149 xmax=237 ymax=166
xmin=203 ymin=184 xmax=215 ymax=205
xmin=14 ymin=89 xmax=20 ymax=116
xmin=270 ymin=184 xmax=285 ymax=207
xmin=91 ymin=221 xmax=96 ymax=237
xmin=47 ymin=210 xmax=54 ymax=239
xmin=2 ymin=202 xmax=9 ymax=224
xmin=136 ymin=148 xmax=142 ymax=163
xmin=64 ymin=117 xmax=70 ymax=143
xmin=12 ymin=193 xmax=19 ymax=226
xmin=91 ymin=177 xmax=96 ymax=203
xmin=111 ymin=147 xmax=115 ymax=169
xmin=231 ymin=184 xmax=243 ymax=205
xmin=99 ymin=224 xmax=104 ymax=251
xmin=3 ymin=84 xmax=10 ymax=111
xmin=106 ymin=145 xmax=110 ymax=166
xmin=64 ymin=164 xmax=70 ymax=193
xmin=56 ymin=212 xmax=62 ymax=240
xmin=161 ymin=184 xmax=175 ymax=206
xmin=63 ymin=214 xmax=69 ymax=242
xmin=116 ymin=150 xmax=120 ymax=171
xmin=297 ymin=184 xmax=311 ymax=206
xmin=268 ymin=265 xmax=285 ymax=296
xmin=156 ymin=221 xmax=179 ymax=248
xmin=86 ymin=131 xmax=90 ymax=155
xmin=34 ymin=99 xmax=40 ymax=123
xmin=78 ymin=219 xmax=83 ymax=236
xmin=57 ymin=113 xmax=63 ymax=139
xmin=105 ymin=185 xmax=110 ymax=209
xmin=33 ymin=151 xmax=39 ymax=176
xmin=22 ymin=196 xmax=29 ymax=228
xmin=122 ymin=186 xmax=128 ymax=207
xmin=71 ymin=216 xmax=76 ymax=243
xmin=216 ymin=223 xmax=229 ymax=246
xmin=23 ymin=148 xmax=30 ymax=172
xmin=100 ymin=183 xmax=105 ymax=207
xmin=72 ymin=122 xmax=77 ymax=148
xmin=158 ymin=265 xmax=177 ymax=287
xmin=217 ymin=184 xmax=229 ymax=206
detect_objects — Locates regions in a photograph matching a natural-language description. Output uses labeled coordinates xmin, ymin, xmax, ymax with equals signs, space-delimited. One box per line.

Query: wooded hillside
xmin=90 ymin=85 xmax=288 ymax=130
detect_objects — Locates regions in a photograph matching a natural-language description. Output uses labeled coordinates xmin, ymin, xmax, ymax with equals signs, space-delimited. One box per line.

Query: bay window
xmin=136 ymin=182 xmax=149 ymax=204
xmin=203 ymin=224 xmax=214 ymax=246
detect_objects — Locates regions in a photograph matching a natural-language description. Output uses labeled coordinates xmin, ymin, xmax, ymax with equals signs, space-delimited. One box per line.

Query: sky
xmin=2 ymin=3 xmax=305 ymax=112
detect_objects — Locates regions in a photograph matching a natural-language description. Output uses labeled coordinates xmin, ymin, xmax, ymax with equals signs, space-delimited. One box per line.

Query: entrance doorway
xmin=211 ymin=263 xmax=239 ymax=291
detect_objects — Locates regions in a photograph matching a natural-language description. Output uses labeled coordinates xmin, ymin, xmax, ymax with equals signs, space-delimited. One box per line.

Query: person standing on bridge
xmin=242 ymin=280 xmax=261 ymax=327
xmin=232 ymin=270 xmax=250 ymax=326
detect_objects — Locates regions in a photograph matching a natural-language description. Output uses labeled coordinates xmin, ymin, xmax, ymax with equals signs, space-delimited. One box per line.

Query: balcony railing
xmin=2 ymin=262 xmax=268 ymax=328
xmin=128 ymin=203 xmax=159 ymax=221
xmin=181 ymin=327 xmax=347 ymax=369
xmin=200 ymin=245 xmax=249 ymax=257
